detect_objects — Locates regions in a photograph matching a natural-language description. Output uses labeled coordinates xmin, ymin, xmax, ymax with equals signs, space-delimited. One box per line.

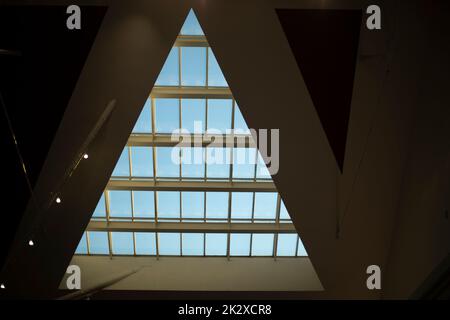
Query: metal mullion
xmin=203 ymin=191 xmax=207 ymax=223
xmin=229 ymin=99 xmax=235 ymax=182
xmin=203 ymin=232 xmax=206 ymax=257
xmin=251 ymin=192 xmax=256 ymax=223
xmin=204 ymin=99 xmax=208 ymax=182
xmin=132 ymin=232 xmax=136 ymax=256
xmin=178 ymin=191 xmax=183 ymax=222
xmin=86 ymin=231 xmax=91 ymax=255
xmin=156 ymin=232 xmax=160 ymax=260
xmin=205 ymin=46 xmax=209 ymax=87
xmin=275 ymin=194 xmax=281 ymax=224
xmin=107 ymin=231 xmax=113 ymax=258
xmin=105 ymin=191 xmax=111 ymax=224
xmin=128 ymin=146 xmax=133 ymax=179
xmin=151 ymin=98 xmax=159 ymax=227
xmin=179 ymin=98 xmax=182 ymax=180
xmin=180 ymin=231 xmax=183 ymax=256
xmin=249 ymin=233 xmax=253 ymax=257
xmin=105 ymin=190 xmax=112 ymax=258
xmin=253 ymin=147 xmax=258 ymax=182
xmin=273 ymin=233 xmax=279 ymax=260
xmin=178 ymin=46 xmax=182 ymax=87
xmin=295 ymin=236 xmax=300 ymax=257
xmin=227 ymin=191 xmax=232 ymax=261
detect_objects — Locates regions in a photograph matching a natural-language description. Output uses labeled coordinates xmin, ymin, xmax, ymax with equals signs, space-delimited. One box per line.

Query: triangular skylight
xmin=68 ymin=9 xmax=319 ymax=292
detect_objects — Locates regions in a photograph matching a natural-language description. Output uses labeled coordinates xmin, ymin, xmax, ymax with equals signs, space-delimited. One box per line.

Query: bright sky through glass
xmin=76 ymin=9 xmax=307 ymax=260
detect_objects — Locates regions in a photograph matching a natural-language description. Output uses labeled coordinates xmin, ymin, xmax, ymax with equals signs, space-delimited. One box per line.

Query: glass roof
xmin=75 ymin=9 xmax=307 ymax=259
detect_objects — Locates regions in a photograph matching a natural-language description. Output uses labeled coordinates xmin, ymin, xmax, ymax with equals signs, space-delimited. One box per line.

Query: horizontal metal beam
xmin=87 ymin=221 xmax=296 ymax=233
xmin=151 ymin=86 xmax=232 ymax=99
xmin=174 ymin=35 xmax=208 ymax=47
xmin=107 ymin=180 xmax=276 ymax=192
xmin=127 ymin=134 xmax=256 ymax=148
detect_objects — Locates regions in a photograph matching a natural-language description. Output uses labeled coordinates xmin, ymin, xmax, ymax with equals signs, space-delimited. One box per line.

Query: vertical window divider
xmin=180 ymin=232 xmax=183 ymax=256
xmin=179 ymin=98 xmax=182 ymax=181
xmin=251 ymin=192 xmax=256 ymax=224
xmin=274 ymin=194 xmax=282 ymax=260
xmin=227 ymin=191 xmax=232 ymax=261
xmin=205 ymin=47 xmax=209 ymax=87
xmin=204 ymin=99 xmax=208 ymax=182
xmin=295 ymin=236 xmax=300 ymax=257
xmin=133 ymin=232 xmax=137 ymax=256
xmin=178 ymin=46 xmax=182 ymax=87
xmin=107 ymin=231 xmax=113 ymax=259
xmin=229 ymin=99 xmax=235 ymax=181
xmin=156 ymin=232 xmax=160 ymax=260
xmin=86 ymin=232 xmax=91 ymax=256
xmin=151 ymin=98 xmax=159 ymax=228
xmin=249 ymin=233 xmax=253 ymax=257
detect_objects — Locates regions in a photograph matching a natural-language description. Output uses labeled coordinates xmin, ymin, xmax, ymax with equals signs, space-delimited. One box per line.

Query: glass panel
xmin=276 ymin=233 xmax=297 ymax=256
xmin=155 ymin=98 xmax=179 ymax=134
xmin=279 ymin=199 xmax=291 ymax=221
xmin=181 ymin=147 xmax=205 ymax=178
xmin=131 ymin=147 xmax=153 ymax=177
xmin=181 ymin=98 xmax=205 ymax=133
xmin=205 ymin=233 xmax=227 ymax=256
xmin=297 ymin=237 xmax=307 ymax=256
xmin=75 ymin=232 xmax=88 ymax=254
xmin=256 ymin=152 xmax=272 ymax=179
xmin=182 ymin=192 xmax=204 ymax=219
xmin=155 ymin=47 xmax=179 ymax=86
xmin=231 ymin=192 xmax=253 ymax=220
xmin=156 ymin=147 xmax=180 ymax=178
xmin=232 ymin=147 xmax=256 ymax=179
xmin=181 ymin=47 xmax=206 ymax=86
xmin=206 ymin=192 xmax=228 ymax=219
xmin=251 ymin=233 xmax=274 ymax=256
xmin=234 ymin=104 xmax=250 ymax=134
xmin=208 ymin=48 xmax=227 ymax=87
xmin=135 ymin=232 xmax=156 ymax=255
xmin=207 ymin=99 xmax=232 ymax=132
xmin=182 ymin=233 xmax=204 ymax=256
xmin=133 ymin=191 xmax=155 ymax=218
xmin=253 ymin=192 xmax=277 ymax=220
xmin=158 ymin=232 xmax=181 ymax=255
xmin=112 ymin=148 xmax=130 ymax=177
xmin=88 ymin=231 xmax=109 ymax=255
xmin=180 ymin=9 xmax=204 ymax=36
xmin=230 ymin=233 xmax=251 ymax=256
xmin=92 ymin=193 xmax=106 ymax=218
xmin=206 ymin=147 xmax=230 ymax=179
xmin=157 ymin=191 xmax=180 ymax=219
xmin=108 ymin=190 xmax=132 ymax=218
xmin=111 ymin=232 xmax=134 ymax=255
xmin=132 ymin=99 xmax=152 ymax=133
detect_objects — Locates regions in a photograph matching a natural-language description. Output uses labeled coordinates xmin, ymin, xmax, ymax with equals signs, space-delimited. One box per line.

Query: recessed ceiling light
xmin=0 ymin=284 xmax=5 ymax=289
xmin=28 ymin=240 xmax=34 ymax=246
xmin=83 ymin=153 xmax=89 ymax=159
xmin=56 ymin=197 xmax=62 ymax=204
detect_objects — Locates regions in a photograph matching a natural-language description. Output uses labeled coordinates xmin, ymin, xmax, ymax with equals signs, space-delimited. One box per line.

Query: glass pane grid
xmin=81 ymin=10 xmax=306 ymax=261
xmin=76 ymin=231 xmax=304 ymax=258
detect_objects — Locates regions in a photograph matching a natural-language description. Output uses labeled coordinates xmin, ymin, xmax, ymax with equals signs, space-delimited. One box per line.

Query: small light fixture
xmin=28 ymin=240 xmax=34 ymax=246
xmin=0 ymin=284 xmax=5 ymax=289
xmin=83 ymin=153 xmax=89 ymax=159
xmin=56 ymin=197 xmax=61 ymax=204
